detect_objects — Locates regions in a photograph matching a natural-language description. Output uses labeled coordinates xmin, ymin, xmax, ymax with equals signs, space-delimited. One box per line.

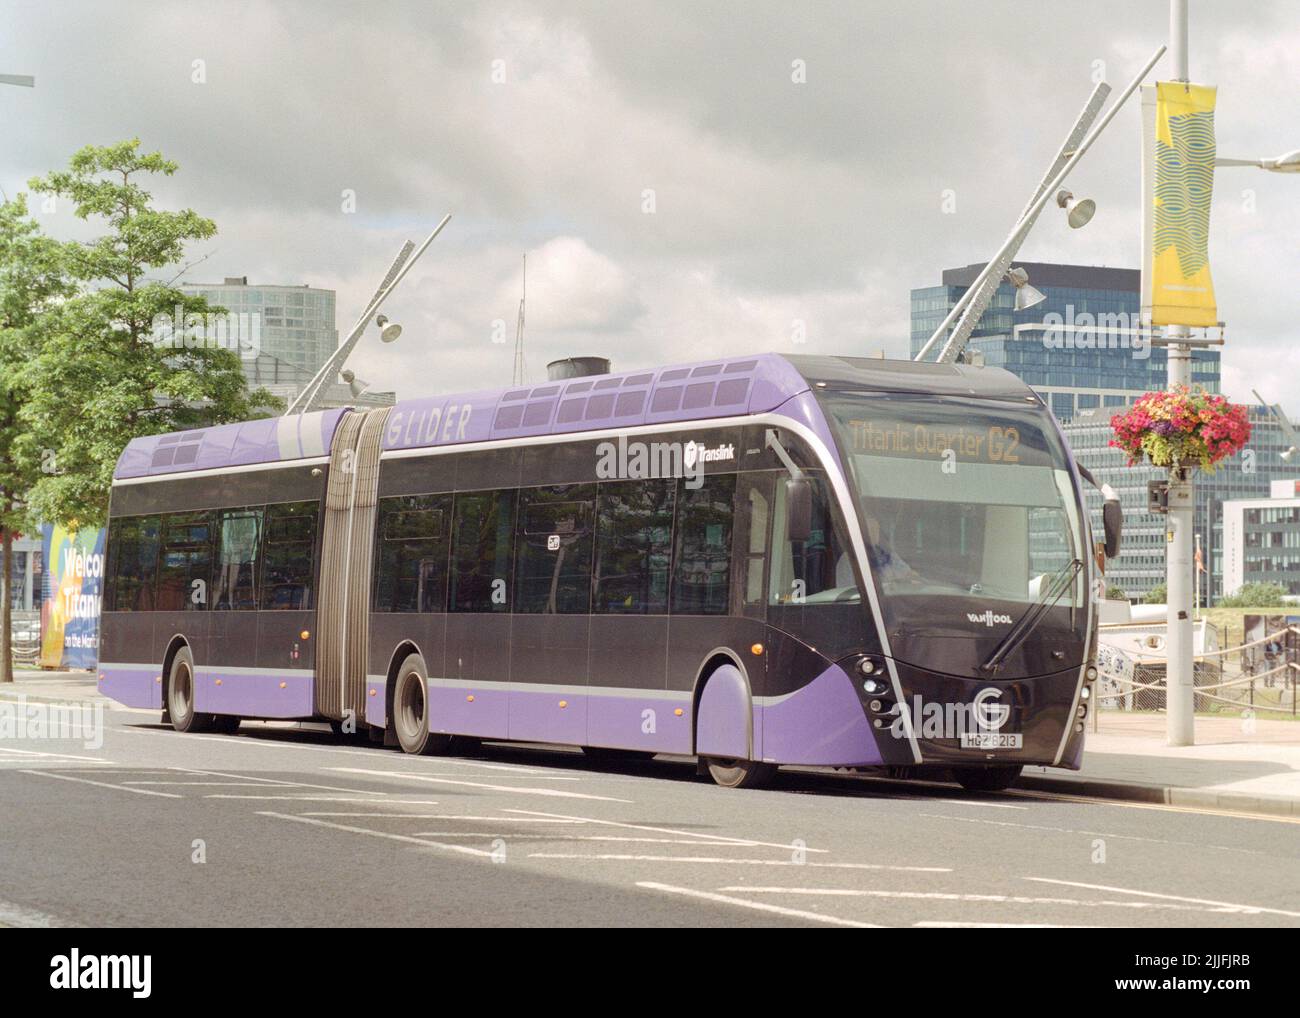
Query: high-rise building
xmin=1064 ymin=405 xmax=1300 ymax=603
xmin=910 ymin=262 xmax=1221 ymax=421
xmin=1223 ymin=480 xmax=1300 ymax=598
xmin=180 ymin=276 xmax=393 ymax=409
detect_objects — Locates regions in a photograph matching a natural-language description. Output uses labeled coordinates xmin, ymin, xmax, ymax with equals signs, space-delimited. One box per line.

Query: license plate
xmin=959 ymin=733 xmax=1023 ymax=749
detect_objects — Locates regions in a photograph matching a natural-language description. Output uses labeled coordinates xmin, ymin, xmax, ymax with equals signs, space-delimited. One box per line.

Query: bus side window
xmin=671 ymin=473 xmax=736 ymax=616
xmin=449 ymin=489 xmax=517 ymax=613
xmin=593 ymin=478 xmax=674 ymax=614
xmin=732 ymin=473 xmax=772 ymax=619
xmin=373 ymin=494 xmax=451 ymax=613
xmin=156 ymin=511 xmax=213 ymax=611
xmin=107 ymin=515 xmax=161 ymax=612
xmin=769 ymin=475 xmax=857 ymax=605
xmin=514 ymin=485 xmax=595 ymax=614
xmin=260 ymin=500 xmax=319 ymax=610
xmin=212 ymin=507 xmax=263 ymax=610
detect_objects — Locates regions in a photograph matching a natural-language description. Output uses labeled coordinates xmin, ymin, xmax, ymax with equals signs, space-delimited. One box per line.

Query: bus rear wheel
xmin=953 ymin=764 xmax=1022 ymax=793
xmin=706 ymin=757 xmax=777 ymax=789
xmin=167 ymin=648 xmax=212 ymax=734
xmin=392 ymin=654 xmax=453 ymax=756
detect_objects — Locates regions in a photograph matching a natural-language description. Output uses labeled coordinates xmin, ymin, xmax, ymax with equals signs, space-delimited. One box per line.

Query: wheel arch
xmin=689 ymin=647 xmax=754 ymax=757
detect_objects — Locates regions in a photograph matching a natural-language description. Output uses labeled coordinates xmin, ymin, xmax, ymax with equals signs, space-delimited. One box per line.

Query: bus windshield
xmin=823 ymin=393 xmax=1086 ymax=612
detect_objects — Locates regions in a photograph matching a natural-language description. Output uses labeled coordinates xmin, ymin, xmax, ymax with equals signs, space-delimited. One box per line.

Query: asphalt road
xmin=2 ymin=706 xmax=1298 ymax=928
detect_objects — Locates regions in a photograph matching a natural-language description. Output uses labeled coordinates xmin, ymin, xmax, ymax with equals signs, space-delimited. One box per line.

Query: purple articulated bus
xmin=98 ymin=353 xmax=1120 ymax=791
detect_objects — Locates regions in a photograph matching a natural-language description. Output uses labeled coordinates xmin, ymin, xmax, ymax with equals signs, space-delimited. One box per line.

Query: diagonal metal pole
xmin=287 ymin=214 xmax=450 ymax=415
xmin=289 ymin=239 xmax=415 ymax=414
xmin=934 ymin=82 xmax=1111 ymax=363
xmin=915 ymin=46 xmax=1166 ymax=363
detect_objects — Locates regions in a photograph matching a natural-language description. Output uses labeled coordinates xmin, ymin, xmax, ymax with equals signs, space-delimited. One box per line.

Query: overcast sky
xmin=3 ymin=1 xmax=1298 ymax=412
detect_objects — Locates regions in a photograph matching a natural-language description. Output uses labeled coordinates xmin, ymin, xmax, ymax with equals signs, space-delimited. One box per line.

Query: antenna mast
xmin=512 ymin=254 xmax=527 ymax=386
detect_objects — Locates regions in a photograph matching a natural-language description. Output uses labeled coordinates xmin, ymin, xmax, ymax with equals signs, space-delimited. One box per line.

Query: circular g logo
xmin=972 ymin=687 xmax=1010 ymax=731
xmin=683 ymin=441 xmax=699 ymax=470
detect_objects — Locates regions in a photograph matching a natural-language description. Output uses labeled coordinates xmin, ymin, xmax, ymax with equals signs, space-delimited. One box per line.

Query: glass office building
xmin=180 ymin=277 xmax=394 ymax=408
xmin=911 ymin=262 xmax=1221 ymax=422
xmin=1064 ymin=406 xmax=1300 ymax=602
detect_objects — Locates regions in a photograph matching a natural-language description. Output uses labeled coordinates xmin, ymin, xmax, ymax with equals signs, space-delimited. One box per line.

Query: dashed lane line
xmin=636 ymin=882 xmax=879 ymax=928
xmin=17 ymin=769 xmax=182 ymax=798
xmin=715 ymin=887 xmax=1222 ymax=914
xmin=327 ymin=766 xmax=633 ymax=802
xmin=530 ymin=854 xmax=950 ymax=871
xmin=256 ymin=811 xmax=493 ymax=858
xmin=1025 ymin=877 xmax=1300 ymax=919
xmin=502 ymin=808 xmax=830 ymax=854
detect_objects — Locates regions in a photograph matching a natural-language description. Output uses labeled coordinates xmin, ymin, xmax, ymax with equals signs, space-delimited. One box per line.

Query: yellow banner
xmin=1150 ymin=81 xmax=1218 ymax=327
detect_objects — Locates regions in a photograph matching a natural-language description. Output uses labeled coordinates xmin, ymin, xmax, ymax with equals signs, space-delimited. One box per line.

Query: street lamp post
xmin=1163 ymin=0 xmax=1197 ymax=746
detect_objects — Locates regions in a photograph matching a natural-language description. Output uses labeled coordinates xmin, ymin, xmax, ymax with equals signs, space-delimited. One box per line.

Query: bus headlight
xmin=1080 ymin=685 xmax=1091 ymax=701
xmin=1085 ymin=665 xmax=1098 ymax=681
xmin=862 ymin=677 xmax=887 ymax=696
xmin=858 ymin=658 xmax=878 ymax=676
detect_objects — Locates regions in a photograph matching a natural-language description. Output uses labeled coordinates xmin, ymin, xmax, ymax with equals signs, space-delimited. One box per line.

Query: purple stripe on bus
xmin=507 ymin=688 xmax=588 ymax=745
xmin=192 ymin=668 xmax=314 ymax=719
xmin=98 ymin=665 xmax=163 ymax=709
xmin=365 ymin=678 xmax=387 ymax=728
xmin=584 ymin=692 xmax=692 ymax=755
xmin=760 ymin=664 xmax=883 ymax=766
xmin=428 ymin=684 xmax=509 ymax=740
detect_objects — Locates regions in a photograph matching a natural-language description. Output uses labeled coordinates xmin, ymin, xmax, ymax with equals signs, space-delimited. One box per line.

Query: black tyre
xmin=166 ymin=647 xmax=212 ymax=733
xmin=706 ymin=757 xmax=777 ymax=789
xmin=212 ymin=715 xmax=241 ymax=735
xmin=391 ymin=654 xmax=453 ymax=756
xmin=954 ymin=764 xmax=1023 ymax=793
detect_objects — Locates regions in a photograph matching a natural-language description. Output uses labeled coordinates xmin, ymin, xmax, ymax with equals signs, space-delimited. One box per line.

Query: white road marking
xmin=119 ymin=726 xmax=569 ymax=774
xmin=531 ymin=854 xmax=949 ymax=871
xmin=636 ymin=882 xmax=879 ymax=928
xmin=300 ymin=813 xmax=586 ymax=822
xmin=18 ymin=769 xmax=182 ymax=798
xmin=328 ymin=767 xmax=633 ymax=802
xmin=715 ymin=887 xmax=1215 ymax=913
xmin=915 ymin=921 xmax=1098 ymax=928
xmin=125 ymin=781 xmax=280 ymax=786
xmin=256 ymin=811 xmax=493 ymax=858
xmin=0 ymin=747 xmax=111 ymax=763
xmin=206 ymin=795 xmax=441 ymax=803
xmin=0 ymin=898 xmax=77 ymax=928
xmin=412 ymin=833 xmax=756 ymax=845
xmin=933 ymin=798 xmax=1028 ymax=811
xmin=1026 ymin=878 xmax=1300 ymax=918
xmin=503 ymin=808 xmax=829 ymax=854
xmin=169 ymin=766 xmax=391 ymax=795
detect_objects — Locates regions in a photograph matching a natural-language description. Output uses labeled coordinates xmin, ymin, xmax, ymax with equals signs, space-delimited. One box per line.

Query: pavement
xmin=5 ymin=667 xmax=1300 ymax=820
xmin=0 ymin=700 xmax=1297 ymax=927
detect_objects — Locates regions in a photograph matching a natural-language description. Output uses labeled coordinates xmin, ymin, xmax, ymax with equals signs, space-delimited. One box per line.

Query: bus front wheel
xmin=166 ymin=647 xmax=212 ymax=734
xmin=392 ymin=654 xmax=453 ymax=756
xmin=706 ymin=757 xmax=777 ymax=789
xmin=953 ymin=765 xmax=1022 ymax=793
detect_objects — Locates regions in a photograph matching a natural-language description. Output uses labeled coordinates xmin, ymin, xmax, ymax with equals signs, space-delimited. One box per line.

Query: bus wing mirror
xmin=785 ymin=477 xmax=812 ymax=543
xmin=1102 ymin=489 xmax=1122 ymax=560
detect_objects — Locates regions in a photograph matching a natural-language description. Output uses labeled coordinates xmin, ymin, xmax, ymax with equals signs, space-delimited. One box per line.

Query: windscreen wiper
xmin=979 ymin=558 xmax=1083 ymax=673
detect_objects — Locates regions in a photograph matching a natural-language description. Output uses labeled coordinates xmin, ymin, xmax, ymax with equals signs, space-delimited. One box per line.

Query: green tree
xmin=1218 ymin=582 xmax=1289 ymax=608
xmin=1106 ymin=585 xmax=1128 ymax=601
xmin=21 ymin=140 xmax=277 ymax=530
xmin=0 ymin=194 xmax=73 ymax=682
xmin=1143 ymin=583 xmax=1167 ymax=604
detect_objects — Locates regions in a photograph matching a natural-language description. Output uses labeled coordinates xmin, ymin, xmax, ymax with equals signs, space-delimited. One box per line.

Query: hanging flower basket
xmin=1109 ymin=386 xmax=1251 ymax=473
